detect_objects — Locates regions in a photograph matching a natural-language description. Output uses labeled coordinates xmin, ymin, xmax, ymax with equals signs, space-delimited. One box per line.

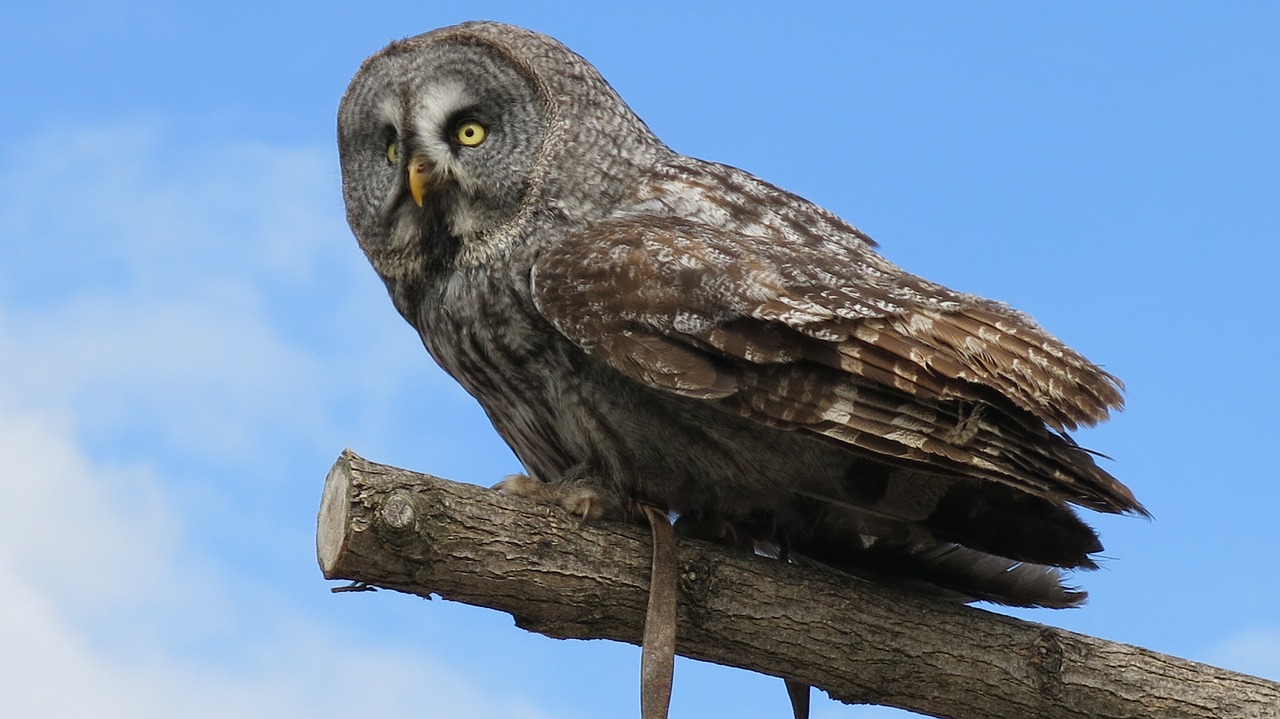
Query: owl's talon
xmin=492 ymin=473 xmax=542 ymax=495
xmin=491 ymin=473 xmax=622 ymax=520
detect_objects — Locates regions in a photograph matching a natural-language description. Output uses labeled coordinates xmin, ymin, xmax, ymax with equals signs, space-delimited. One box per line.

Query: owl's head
xmin=338 ymin=22 xmax=667 ymax=283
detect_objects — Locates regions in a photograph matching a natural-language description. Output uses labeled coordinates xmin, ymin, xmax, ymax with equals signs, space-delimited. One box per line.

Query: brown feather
xmin=532 ymin=213 xmax=1145 ymax=518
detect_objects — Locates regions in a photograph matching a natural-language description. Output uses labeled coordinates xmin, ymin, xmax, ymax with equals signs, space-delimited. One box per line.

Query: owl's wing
xmin=531 ymin=214 xmax=1144 ymax=516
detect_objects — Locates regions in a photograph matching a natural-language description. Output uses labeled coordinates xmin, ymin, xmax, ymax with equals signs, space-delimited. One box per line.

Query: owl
xmin=338 ymin=22 xmax=1145 ymax=615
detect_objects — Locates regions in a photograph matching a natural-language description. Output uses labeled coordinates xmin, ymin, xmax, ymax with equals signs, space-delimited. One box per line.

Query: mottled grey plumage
xmin=338 ymin=21 xmax=1145 ymax=609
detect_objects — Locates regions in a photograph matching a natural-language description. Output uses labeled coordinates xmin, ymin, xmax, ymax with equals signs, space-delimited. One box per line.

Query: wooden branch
xmin=317 ymin=450 xmax=1280 ymax=719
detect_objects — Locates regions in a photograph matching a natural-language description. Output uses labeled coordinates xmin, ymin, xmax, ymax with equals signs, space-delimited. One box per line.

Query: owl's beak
xmin=408 ymin=154 xmax=431 ymax=208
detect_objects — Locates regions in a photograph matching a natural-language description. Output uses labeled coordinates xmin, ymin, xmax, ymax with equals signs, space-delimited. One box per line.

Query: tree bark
xmin=317 ymin=449 xmax=1280 ymax=719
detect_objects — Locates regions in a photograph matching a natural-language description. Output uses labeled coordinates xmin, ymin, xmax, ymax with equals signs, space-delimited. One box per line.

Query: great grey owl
xmin=338 ymin=21 xmax=1144 ymax=611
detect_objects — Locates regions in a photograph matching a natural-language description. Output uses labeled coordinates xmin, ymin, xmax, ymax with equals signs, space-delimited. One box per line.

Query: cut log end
xmin=317 ymin=450 xmax=354 ymax=576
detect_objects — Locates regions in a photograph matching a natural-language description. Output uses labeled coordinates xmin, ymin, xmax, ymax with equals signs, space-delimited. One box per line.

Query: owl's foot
xmin=492 ymin=473 xmax=624 ymax=520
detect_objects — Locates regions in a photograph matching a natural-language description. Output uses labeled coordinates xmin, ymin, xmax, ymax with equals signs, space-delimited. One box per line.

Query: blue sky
xmin=1 ymin=3 xmax=1276 ymax=717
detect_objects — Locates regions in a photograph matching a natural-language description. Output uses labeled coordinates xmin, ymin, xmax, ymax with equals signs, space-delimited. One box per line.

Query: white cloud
xmin=0 ymin=394 xmax=555 ymax=711
xmin=0 ymin=122 xmax=353 ymax=295
xmin=0 ymin=122 xmax=447 ymax=466
xmin=0 ymin=122 xmax=553 ymax=718
xmin=0 ymin=340 xmax=553 ymax=719
xmin=0 ymin=291 xmax=326 ymax=461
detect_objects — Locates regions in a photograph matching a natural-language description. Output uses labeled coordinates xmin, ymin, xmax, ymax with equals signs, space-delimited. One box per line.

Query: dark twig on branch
xmin=317 ymin=449 xmax=1280 ymax=719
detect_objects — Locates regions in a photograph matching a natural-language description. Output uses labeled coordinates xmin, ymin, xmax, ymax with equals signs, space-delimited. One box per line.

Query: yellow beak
xmin=408 ymin=154 xmax=431 ymax=207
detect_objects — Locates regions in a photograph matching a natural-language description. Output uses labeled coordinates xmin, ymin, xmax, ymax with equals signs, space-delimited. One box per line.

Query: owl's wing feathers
xmin=531 ymin=198 xmax=1144 ymax=520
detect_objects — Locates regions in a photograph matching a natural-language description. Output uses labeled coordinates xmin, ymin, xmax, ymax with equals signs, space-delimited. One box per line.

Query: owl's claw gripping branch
xmin=639 ymin=504 xmax=676 ymax=719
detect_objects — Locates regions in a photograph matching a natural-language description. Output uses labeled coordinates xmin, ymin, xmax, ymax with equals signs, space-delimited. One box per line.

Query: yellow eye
xmin=386 ymin=141 xmax=399 ymax=165
xmin=455 ymin=120 xmax=487 ymax=147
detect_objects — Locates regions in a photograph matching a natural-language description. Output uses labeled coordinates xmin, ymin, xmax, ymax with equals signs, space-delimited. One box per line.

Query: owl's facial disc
xmin=339 ymin=32 xmax=550 ymax=276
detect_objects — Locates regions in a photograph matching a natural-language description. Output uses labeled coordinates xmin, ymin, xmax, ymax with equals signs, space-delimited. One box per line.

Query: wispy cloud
xmin=0 ymin=122 xmax=476 ymax=465
xmin=0 ymin=395 xmax=553 ymax=719
xmin=0 ymin=292 xmax=325 ymax=461
xmin=0 ymin=122 xmax=543 ymax=718
xmin=0 ymin=123 xmax=351 ymax=296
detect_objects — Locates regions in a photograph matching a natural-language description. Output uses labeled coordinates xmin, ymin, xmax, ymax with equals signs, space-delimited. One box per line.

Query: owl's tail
xmin=790 ymin=532 xmax=1088 ymax=608
xmin=777 ymin=477 xmax=1104 ymax=608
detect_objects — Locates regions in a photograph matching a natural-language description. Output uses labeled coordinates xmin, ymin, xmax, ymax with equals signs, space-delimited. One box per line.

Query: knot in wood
xmin=678 ymin=556 xmax=717 ymax=627
xmin=382 ymin=492 xmax=416 ymax=530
